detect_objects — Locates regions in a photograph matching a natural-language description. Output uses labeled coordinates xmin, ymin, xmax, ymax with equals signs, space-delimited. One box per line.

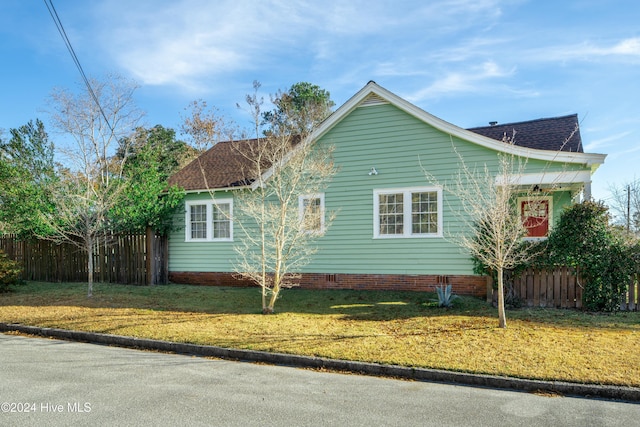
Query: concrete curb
xmin=2 ymin=322 xmax=639 ymax=402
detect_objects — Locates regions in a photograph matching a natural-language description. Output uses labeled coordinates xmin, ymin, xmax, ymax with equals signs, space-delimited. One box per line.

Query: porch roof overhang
xmin=495 ymin=170 xmax=592 ymax=195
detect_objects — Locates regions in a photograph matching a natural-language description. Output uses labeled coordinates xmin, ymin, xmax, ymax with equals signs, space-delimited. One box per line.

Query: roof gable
xmin=168 ymin=82 xmax=606 ymax=192
xmin=310 ymin=82 xmax=604 ymax=166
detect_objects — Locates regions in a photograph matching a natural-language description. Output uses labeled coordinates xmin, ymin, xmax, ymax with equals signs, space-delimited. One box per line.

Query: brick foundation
xmin=169 ymin=271 xmax=487 ymax=297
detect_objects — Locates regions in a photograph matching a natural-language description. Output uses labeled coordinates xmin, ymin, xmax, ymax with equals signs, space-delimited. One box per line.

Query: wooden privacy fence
xmin=509 ymin=267 xmax=583 ymax=309
xmin=0 ymin=229 xmax=168 ymax=285
xmin=499 ymin=267 xmax=639 ymax=311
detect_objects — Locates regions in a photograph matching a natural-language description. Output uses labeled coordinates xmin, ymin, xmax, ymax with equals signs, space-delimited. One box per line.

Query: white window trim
xmin=185 ymin=199 xmax=233 ymax=242
xmin=518 ymin=195 xmax=552 ymax=240
xmin=373 ymin=186 xmax=443 ymax=239
xmin=299 ymin=193 xmax=325 ymax=233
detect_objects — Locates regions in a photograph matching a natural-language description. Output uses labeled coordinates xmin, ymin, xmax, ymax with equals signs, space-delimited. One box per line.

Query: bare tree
xmin=424 ymin=139 xmax=548 ymax=328
xmin=41 ymin=74 xmax=144 ymax=297
xmin=180 ymin=99 xmax=235 ymax=193
xmin=180 ymin=99 xmax=230 ymax=153
xmin=608 ymin=179 xmax=640 ymax=235
xmin=232 ymin=82 xmax=336 ymax=314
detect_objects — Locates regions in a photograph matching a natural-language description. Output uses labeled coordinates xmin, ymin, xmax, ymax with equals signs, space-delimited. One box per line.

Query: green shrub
xmin=472 ymin=200 xmax=640 ymax=312
xmin=544 ymin=201 xmax=638 ymax=312
xmin=0 ymin=250 xmax=24 ymax=292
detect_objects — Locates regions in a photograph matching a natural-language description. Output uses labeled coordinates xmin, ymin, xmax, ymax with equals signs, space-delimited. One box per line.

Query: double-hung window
xmin=189 ymin=204 xmax=208 ymax=239
xmin=299 ymin=193 xmax=325 ymax=233
xmin=186 ymin=199 xmax=233 ymax=242
xmin=374 ymin=187 xmax=442 ymax=238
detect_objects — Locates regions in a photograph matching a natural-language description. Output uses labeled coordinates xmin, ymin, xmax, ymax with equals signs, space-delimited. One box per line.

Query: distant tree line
xmin=0 ymin=74 xmax=335 ymax=303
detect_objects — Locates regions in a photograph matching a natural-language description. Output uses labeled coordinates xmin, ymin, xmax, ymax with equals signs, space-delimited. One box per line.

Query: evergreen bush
xmin=0 ymin=250 xmax=24 ymax=292
xmin=544 ymin=201 xmax=638 ymax=312
xmin=472 ymin=200 xmax=639 ymax=312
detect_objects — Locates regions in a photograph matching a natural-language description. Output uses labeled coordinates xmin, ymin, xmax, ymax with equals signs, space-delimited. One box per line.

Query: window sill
xmin=373 ymin=234 xmax=442 ymax=239
xmin=185 ymin=239 xmax=234 ymax=243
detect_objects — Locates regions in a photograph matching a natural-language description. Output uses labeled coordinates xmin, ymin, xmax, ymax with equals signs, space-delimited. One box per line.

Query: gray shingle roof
xmin=167 ymin=139 xmax=259 ymax=191
xmin=467 ymin=114 xmax=583 ymax=153
xmin=169 ymin=114 xmax=584 ymax=191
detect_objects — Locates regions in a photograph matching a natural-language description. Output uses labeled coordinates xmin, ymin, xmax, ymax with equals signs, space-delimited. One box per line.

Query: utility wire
xmin=43 ymin=0 xmax=115 ymax=135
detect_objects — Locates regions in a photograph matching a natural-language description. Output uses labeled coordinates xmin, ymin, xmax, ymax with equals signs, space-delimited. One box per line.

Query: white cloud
xmin=609 ymin=38 xmax=640 ymax=55
xmin=90 ymin=0 xmax=513 ymax=92
xmin=406 ymin=61 xmax=516 ymax=102
xmin=94 ymin=0 xmax=318 ymax=91
xmin=527 ymin=37 xmax=640 ymax=63
xmin=585 ymin=131 xmax=634 ymax=153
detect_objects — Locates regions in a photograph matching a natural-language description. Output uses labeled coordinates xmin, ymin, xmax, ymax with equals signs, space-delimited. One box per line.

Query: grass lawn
xmin=1 ymin=281 xmax=639 ymax=387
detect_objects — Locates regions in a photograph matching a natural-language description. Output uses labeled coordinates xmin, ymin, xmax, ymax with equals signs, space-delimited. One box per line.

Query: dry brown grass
xmin=1 ymin=281 xmax=639 ymax=387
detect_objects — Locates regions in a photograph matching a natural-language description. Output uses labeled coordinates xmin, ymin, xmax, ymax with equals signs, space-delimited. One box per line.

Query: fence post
xmin=486 ymin=276 xmax=493 ymax=304
xmin=161 ymin=234 xmax=168 ymax=285
xmin=629 ymin=274 xmax=637 ymax=311
xmin=145 ymin=227 xmax=155 ymax=286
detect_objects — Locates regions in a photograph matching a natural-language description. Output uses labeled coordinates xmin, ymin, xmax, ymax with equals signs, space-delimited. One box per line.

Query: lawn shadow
xmin=3 ymin=282 xmax=639 ymax=329
xmin=274 ymin=288 xmax=494 ymax=321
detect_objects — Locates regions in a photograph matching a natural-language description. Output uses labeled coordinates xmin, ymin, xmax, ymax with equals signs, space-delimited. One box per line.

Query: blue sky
xmin=1 ymin=0 xmax=638 ymax=203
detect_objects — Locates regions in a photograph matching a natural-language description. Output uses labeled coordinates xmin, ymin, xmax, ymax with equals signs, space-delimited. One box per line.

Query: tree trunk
xmin=497 ymin=267 xmax=507 ymax=328
xmin=261 ymin=285 xmax=268 ymax=313
xmin=266 ymin=284 xmax=280 ymax=314
xmin=87 ymin=239 xmax=94 ymax=298
xmin=262 ymin=305 xmax=274 ymax=315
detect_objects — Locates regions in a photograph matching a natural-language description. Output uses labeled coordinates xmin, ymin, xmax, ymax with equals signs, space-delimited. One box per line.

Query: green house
xmin=167 ymin=82 xmax=606 ymax=296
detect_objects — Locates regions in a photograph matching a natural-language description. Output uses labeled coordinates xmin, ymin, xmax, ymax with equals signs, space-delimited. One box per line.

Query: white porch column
xmin=583 ymin=181 xmax=592 ymax=201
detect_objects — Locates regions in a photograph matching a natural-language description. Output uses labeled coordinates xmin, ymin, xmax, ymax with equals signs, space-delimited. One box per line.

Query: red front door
xmin=521 ymin=199 xmax=549 ymax=238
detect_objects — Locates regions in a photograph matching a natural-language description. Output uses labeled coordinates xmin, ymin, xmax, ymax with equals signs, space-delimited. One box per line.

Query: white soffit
xmin=495 ymin=170 xmax=592 ymax=186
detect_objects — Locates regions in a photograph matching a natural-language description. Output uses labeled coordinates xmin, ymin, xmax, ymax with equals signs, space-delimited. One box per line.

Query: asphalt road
xmin=0 ymin=334 xmax=638 ymax=426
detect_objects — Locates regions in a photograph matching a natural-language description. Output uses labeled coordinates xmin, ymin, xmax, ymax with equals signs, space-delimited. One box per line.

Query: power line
xmin=43 ymin=0 xmax=115 ymax=135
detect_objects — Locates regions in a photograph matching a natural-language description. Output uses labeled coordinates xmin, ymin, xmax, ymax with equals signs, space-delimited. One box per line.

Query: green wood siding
xmin=169 ymin=192 xmax=236 ymax=272
xmin=169 ymin=103 xmax=590 ymax=275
